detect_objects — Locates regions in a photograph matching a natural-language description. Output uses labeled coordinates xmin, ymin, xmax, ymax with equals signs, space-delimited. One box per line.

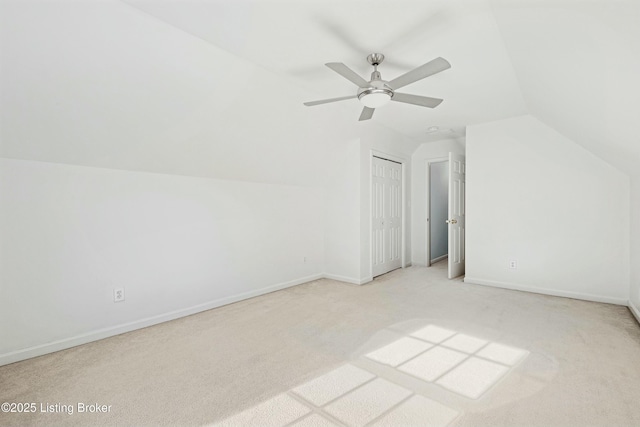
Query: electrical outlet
xmin=509 ymin=260 xmax=518 ymax=269
xmin=113 ymin=288 xmax=125 ymax=302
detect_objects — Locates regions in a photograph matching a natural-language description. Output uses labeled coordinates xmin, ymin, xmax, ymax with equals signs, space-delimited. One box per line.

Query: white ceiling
xmin=492 ymin=0 xmax=640 ymax=177
xmin=1 ymin=0 xmax=638 ymax=181
xmin=122 ymin=0 xmax=527 ymax=140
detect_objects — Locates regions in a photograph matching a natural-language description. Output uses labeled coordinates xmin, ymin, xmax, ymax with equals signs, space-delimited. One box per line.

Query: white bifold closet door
xmin=372 ymin=156 xmax=403 ymax=277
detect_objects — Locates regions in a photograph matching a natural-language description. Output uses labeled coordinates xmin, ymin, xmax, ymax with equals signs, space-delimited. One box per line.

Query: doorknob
xmin=446 ymin=219 xmax=457 ymax=224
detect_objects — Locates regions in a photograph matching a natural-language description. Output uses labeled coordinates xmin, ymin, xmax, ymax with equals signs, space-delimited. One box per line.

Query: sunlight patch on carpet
xmin=213 ymin=393 xmax=310 ymax=427
xmin=214 ymin=324 xmax=529 ymax=426
xmin=410 ymin=325 xmax=457 ymax=343
xmin=323 ymin=378 xmax=412 ymax=427
xmin=291 ymin=364 xmax=374 ymax=407
xmin=477 ymin=342 xmax=528 ymax=365
xmin=398 ymin=346 xmax=468 ymax=382
xmin=289 ymin=413 xmax=340 ymax=427
xmin=370 ymin=324 xmax=529 ymax=400
xmin=440 ymin=333 xmax=488 ymax=354
xmin=370 ymin=395 xmax=459 ymax=427
xmin=365 ymin=337 xmax=433 ymax=367
xmin=436 ymin=357 xmax=510 ymax=399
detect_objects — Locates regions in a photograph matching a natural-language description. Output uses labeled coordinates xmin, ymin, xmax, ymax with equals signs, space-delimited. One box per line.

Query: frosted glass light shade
xmin=359 ymin=92 xmax=392 ymax=108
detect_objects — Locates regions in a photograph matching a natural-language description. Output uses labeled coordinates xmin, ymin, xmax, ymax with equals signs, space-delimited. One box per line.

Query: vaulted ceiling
xmin=121 ymin=0 xmax=527 ymax=141
xmin=492 ymin=0 xmax=640 ymax=178
xmin=1 ymin=0 xmax=638 ymax=181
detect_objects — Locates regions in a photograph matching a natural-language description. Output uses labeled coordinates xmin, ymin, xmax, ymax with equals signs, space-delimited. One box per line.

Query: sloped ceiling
xmin=0 ymin=0 xmax=367 ymax=186
xmin=1 ymin=0 xmax=638 ymax=181
xmin=121 ymin=0 xmax=526 ymax=139
xmin=491 ymin=0 xmax=640 ymax=178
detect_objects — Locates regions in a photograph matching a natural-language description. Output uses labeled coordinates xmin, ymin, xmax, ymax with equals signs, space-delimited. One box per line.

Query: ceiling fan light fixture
xmin=358 ymin=88 xmax=393 ymax=108
xmin=303 ymin=54 xmax=451 ymax=121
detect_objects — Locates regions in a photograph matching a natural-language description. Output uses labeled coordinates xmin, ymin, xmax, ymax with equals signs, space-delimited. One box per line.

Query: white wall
xmin=323 ymin=139 xmax=361 ymax=283
xmin=322 ymin=125 xmax=419 ymax=284
xmin=430 ymin=161 xmax=449 ymax=260
xmin=465 ymin=115 xmax=630 ymax=305
xmin=629 ymin=178 xmax=640 ymax=315
xmin=0 ymin=158 xmax=324 ymax=364
xmin=411 ymin=139 xmax=465 ymax=266
xmin=2 ymin=0 xmax=415 ymax=364
xmin=0 ymin=126 xmax=416 ymax=364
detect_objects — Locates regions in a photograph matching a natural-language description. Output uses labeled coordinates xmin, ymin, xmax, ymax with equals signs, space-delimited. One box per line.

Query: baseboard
xmin=430 ymin=254 xmax=448 ymax=264
xmin=464 ymin=277 xmax=628 ymax=306
xmin=323 ymin=273 xmax=372 ymax=285
xmin=0 ymin=273 xmax=323 ymax=367
xmin=628 ymin=300 xmax=640 ymax=325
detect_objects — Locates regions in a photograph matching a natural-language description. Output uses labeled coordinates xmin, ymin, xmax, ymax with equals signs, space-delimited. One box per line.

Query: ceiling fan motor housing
xmin=358 ymin=79 xmax=394 ymax=108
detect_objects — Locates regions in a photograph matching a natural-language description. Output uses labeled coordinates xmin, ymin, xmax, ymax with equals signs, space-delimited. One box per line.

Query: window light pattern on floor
xmin=365 ymin=325 xmax=528 ymax=399
xmin=212 ymin=364 xmax=459 ymax=427
xmin=213 ymin=325 xmax=527 ymax=427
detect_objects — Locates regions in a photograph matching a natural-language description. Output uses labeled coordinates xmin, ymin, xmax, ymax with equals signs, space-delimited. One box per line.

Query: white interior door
xmin=372 ymin=156 xmax=402 ymax=277
xmin=447 ymin=153 xmax=466 ymax=279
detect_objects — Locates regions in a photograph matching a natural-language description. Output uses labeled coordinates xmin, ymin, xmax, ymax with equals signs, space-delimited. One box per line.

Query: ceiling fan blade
xmin=392 ymin=92 xmax=443 ymax=108
xmin=326 ymin=63 xmax=369 ymax=87
xmin=359 ymin=107 xmax=375 ymax=121
xmin=303 ymin=95 xmax=356 ymax=106
xmin=388 ymin=57 xmax=451 ymax=90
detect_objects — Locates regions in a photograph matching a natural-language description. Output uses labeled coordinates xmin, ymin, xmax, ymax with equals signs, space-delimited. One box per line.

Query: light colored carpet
xmin=398 ymin=346 xmax=469 ymax=383
xmin=371 ymin=395 xmax=458 ymax=427
xmin=322 ymin=377 xmax=412 ymax=426
xmin=1 ymin=261 xmax=640 ymax=426
xmin=291 ymin=364 xmax=374 ymax=407
xmin=166 ymin=316 xmax=530 ymax=425
xmin=214 ymin=393 xmax=310 ymax=427
xmin=410 ymin=325 xmax=457 ymax=343
xmin=365 ymin=337 xmax=432 ymax=367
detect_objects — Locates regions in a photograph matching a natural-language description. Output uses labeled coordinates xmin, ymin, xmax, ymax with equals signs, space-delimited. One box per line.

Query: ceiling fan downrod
xmin=367 ymin=53 xmax=385 ymax=80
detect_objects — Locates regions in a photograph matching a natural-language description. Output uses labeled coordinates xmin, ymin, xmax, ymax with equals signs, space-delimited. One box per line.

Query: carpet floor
xmin=1 ymin=261 xmax=640 ymax=426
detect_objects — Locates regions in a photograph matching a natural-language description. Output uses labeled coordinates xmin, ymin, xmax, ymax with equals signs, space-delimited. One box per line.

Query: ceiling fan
xmin=303 ymin=53 xmax=451 ymax=121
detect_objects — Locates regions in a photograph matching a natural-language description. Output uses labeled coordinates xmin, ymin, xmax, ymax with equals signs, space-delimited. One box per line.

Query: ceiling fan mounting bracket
xmin=367 ymin=53 xmax=385 ymax=66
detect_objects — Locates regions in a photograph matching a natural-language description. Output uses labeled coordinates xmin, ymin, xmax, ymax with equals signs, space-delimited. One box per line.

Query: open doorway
xmin=425 ymin=153 xmax=466 ymax=279
xmin=429 ymin=160 xmax=449 ymax=264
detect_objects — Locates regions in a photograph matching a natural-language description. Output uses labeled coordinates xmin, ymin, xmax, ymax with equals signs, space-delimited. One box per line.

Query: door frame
xmin=369 ymin=150 xmax=408 ymax=277
xmin=425 ymin=156 xmax=449 ymax=267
